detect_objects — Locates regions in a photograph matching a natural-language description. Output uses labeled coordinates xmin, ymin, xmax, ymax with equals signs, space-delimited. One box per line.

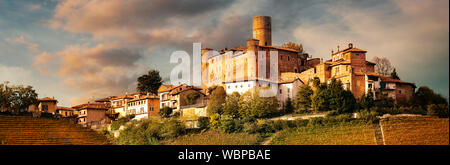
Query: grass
xmin=162 ymin=130 xmax=262 ymax=145
xmin=270 ymin=122 xmax=376 ymax=145
xmin=381 ymin=116 xmax=449 ymax=145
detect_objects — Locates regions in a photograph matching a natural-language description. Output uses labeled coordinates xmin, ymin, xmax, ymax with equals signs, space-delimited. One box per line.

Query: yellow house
xmin=28 ymin=97 xmax=58 ymax=114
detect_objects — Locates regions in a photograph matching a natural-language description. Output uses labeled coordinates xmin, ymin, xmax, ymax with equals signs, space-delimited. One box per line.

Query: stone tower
xmin=252 ymin=16 xmax=272 ymax=46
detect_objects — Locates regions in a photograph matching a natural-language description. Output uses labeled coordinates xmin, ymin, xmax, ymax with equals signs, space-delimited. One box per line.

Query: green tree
xmin=294 ymin=84 xmax=313 ymax=112
xmin=427 ymin=104 xmax=449 ymax=118
xmin=7 ymin=84 xmax=38 ymax=113
xmin=390 ymin=68 xmax=400 ymax=80
xmin=238 ymin=88 xmax=278 ymax=119
xmin=207 ymin=86 xmax=226 ymax=115
xmin=283 ymin=97 xmax=294 ymax=114
xmin=327 ymin=79 xmax=356 ymax=114
xmin=359 ymin=89 xmax=375 ymax=110
xmin=223 ymin=92 xmax=240 ymax=118
xmin=137 ymin=69 xmax=162 ymax=95
xmin=159 ymin=107 xmax=173 ymax=118
xmin=238 ymin=91 xmax=253 ymax=119
xmin=184 ymin=92 xmax=200 ymax=105
xmin=414 ymin=86 xmax=448 ymax=110
xmin=311 ymin=82 xmax=329 ymax=112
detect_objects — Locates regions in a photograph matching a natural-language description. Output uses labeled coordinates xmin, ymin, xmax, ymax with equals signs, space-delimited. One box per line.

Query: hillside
xmin=0 ymin=115 xmax=111 ymax=145
xmin=381 ymin=116 xmax=449 ymax=145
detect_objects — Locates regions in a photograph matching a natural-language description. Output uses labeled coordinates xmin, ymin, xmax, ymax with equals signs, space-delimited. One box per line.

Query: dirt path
xmin=269 ymin=112 xmax=329 ymax=121
xmin=260 ymin=136 xmax=273 ymax=145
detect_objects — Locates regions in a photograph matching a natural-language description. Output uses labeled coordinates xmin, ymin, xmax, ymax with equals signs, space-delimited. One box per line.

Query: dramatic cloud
xmin=35 ymin=43 xmax=146 ymax=105
xmin=5 ymin=35 xmax=40 ymax=52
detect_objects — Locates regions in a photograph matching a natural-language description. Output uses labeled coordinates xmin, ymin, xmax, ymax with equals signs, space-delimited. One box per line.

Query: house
xmin=126 ymin=92 xmax=160 ymax=120
xmin=28 ymin=97 xmax=58 ymax=114
xmin=379 ymin=76 xmax=416 ymax=103
xmin=159 ymin=84 xmax=203 ymax=113
xmin=72 ymin=102 xmax=109 ymax=127
xmin=110 ymin=94 xmax=133 ymax=118
xmin=56 ymin=106 xmax=75 ymax=117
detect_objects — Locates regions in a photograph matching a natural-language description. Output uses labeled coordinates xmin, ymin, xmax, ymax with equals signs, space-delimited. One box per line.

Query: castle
xmin=201 ymin=16 xmax=416 ymax=106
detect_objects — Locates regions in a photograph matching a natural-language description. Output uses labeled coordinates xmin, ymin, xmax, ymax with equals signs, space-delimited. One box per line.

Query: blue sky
xmin=0 ymin=0 xmax=448 ymax=106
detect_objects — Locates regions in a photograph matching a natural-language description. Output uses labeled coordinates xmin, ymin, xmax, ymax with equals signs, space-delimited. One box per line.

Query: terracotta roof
xmin=73 ymin=103 xmax=108 ymax=110
xmin=128 ymin=94 xmax=159 ymax=102
xmin=56 ymin=106 xmax=74 ymax=111
xmin=95 ymin=96 xmax=116 ymax=103
xmin=38 ymin=97 xmax=57 ymax=102
xmin=279 ymin=72 xmax=305 ymax=84
xmin=158 ymin=84 xmax=176 ymax=92
xmin=332 ymin=47 xmax=367 ymax=55
xmin=111 ymin=94 xmax=133 ymax=100
xmin=259 ymin=45 xmax=300 ymax=53
xmin=354 ymin=72 xmax=379 ymax=76
xmin=380 ymin=76 xmax=416 ymax=87
xmin=170 ymin=85 xmax=204 ymax=95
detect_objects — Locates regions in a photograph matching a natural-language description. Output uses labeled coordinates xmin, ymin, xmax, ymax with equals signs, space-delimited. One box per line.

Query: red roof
xmin=380 ymin=76 xmax=416 ymax=87
xmin=38 ymin=97 xmax=57 ymax=102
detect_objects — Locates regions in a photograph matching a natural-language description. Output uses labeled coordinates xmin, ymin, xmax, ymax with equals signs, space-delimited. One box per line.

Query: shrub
xmin=197 ymin=116 xmax=210 ymax=129
xmin=257 ymin=120 xmax=275 ymax=134
xmin=159 ymin=119 xmax=185 ymax=138
xmin=427 ymin=104 xmax=449 ymax=118
xmin=220 ymin=119 xmax=241 ymax=133
xmin=110 ymin=115 xmax=134 ymax=131
xmin=359 ymin=109 xmax=379 ymax=123
xmin=243 ymin=122 xmax=258 ymax=134
xmin=307 ymin=117 xmax=324 ymax=127
xmin=184 ymin=92 xmax=200 ymax=105
xmin=159 ymin=107 xmax=173 ymax=118
xmin=209 ymin=113 xmax=220 ymax=129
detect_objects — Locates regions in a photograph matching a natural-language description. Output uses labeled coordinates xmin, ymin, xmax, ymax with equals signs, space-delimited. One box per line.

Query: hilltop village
xmin=24 ymin=16 xmax=416 ymax=129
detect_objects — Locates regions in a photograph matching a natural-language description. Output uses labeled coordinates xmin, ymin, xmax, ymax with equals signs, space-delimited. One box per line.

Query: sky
xmin=0 ymin=0 xmax=448 ymax=107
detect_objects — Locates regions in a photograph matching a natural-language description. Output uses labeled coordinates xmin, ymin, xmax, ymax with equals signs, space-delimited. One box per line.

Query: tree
xmin=294 ymin=84 xmax=313 ymax=113
xmin=282 ymin=42 xmax=303 ymax=53
xmin=311 ymin=83 xmax=330 ymax=112
xmin=137 ymin=69 xmax=162 ymax=95
xmin=238 ymin=88 xmax=278 ymax=119
xmin=223 ymin=92 xmax=240 ymax=118
xmin=1 ymin=82 xmax=38 ymax=114
xmin=390 ymin=68 xmax=400 ymax=80
xmin=283 ymin=97 xmax=294 ymax=114
xmin=414 ymin=86 xmax=448 ymax=110
xmin=327 ymin=79 xmax=356 ymax=114
xmin=159 ymin=107 xmax=173 ymax=118
xmin=206 ymin=86 xmax=226 ymax=115
xmin=207 ymin=86 xmax=218 ymax=95
xmin=359 ymin=89 xmax=375 ymax=110
xmin=184 ymin=92 xmax=200 ymax=105
xmin=372 ymin=56 xmax=393 ymax=76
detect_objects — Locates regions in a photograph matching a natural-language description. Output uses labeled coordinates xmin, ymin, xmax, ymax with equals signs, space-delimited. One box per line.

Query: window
xmin=280 ymin=89 xmax=282 ymax=94
xmin=287 ymin=88 xmax=290 ymax=93
xmin=288 ymin=56 xmax=290 ymax=61
xmin=399 ymin=90 xmax=402 ymax=94
xmin=281 ymin=56 xmax=283 ymax=60
xmin=42 ymin=105 xmax=48 ymax=112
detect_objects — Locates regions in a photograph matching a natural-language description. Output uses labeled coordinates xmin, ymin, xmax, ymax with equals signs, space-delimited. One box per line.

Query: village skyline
xmin=0 ymin=0 xmax=449 ymax=107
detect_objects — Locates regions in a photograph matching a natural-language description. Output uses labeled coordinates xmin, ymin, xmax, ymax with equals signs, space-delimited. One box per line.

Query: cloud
xmin=5 ymin=35 xmax=40 ymax=52
xmin=0 ymin=65 xmax=34 ymax=85
xmin=28 ymin=4 xmax=41 ymax=11
xmin=33 ymin=42 xmax=146 ymax=105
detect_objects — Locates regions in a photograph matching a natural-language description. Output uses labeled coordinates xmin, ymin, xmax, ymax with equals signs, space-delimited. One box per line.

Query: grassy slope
xmin=163 ymin=130 xmax=262 ymax=145
xmin=381 ymin=116 xmax=449 ymax=145
xmin=270 ymin=122 xmax=376 ymax=145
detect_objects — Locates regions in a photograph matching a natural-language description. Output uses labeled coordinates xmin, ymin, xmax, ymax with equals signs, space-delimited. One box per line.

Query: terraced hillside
xmin=381 ymin=116 xmax=449 ymax=145
xmin=0 ymin=115 xmax=111 ymax=145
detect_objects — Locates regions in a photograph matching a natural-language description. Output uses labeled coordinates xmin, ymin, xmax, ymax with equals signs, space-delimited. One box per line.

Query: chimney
xmin=337 ymin=45 xmax=340 ymax=52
